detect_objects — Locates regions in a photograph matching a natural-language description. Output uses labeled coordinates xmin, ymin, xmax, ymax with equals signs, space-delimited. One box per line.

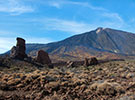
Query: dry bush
xmin=45 ymin=81 xmax=60 ymax=93
xmin=90 ymin=81 xmax=124 ymax=95
xmin=43 ymin=92 xmax=63 ymax=100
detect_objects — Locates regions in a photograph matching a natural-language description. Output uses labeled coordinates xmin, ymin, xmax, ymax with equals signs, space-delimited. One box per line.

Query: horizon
xmin=0 ymin=0 xmax=135 ymax=53
xmin=1 ymin=26 xmax=135 ymax=54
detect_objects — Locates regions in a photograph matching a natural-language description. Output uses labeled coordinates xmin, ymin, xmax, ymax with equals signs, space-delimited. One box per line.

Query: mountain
xmin=4 ymin=27 xmax=135 ymax=61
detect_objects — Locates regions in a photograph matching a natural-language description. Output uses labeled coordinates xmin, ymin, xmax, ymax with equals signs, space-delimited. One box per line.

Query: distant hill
xmin=3 ymin=27 xmax=135 ymax=61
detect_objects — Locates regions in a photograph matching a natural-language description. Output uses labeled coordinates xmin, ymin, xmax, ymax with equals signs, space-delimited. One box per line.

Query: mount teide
xmin=5 ymin=27 xmax=135 ymax=61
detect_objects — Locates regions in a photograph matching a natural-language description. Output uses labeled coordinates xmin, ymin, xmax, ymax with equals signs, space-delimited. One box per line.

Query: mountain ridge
xmin=3 ymin=27 xmax=135 ymax=61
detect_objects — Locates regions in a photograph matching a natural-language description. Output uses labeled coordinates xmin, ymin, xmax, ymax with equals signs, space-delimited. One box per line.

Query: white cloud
xmin=45 ymin=0 xmax=125 ymax=30
xmin=0 ymin=28 xmax=54 ymax=53
xmin=0 ymin=30 xmax=19 ymax=36
xmin=37 ymin=15 xmax=127 ymax=34
xmin=0 ymin=0 xmax=34 ymax=15
xmin=42 ymin=18 xmax=96 ymax=34
xmin=48 ymin=0 xmax=106 ymax=11
xmin=65 ymin=1 xmax=106 ymax=11
xmin=130 ymin=18 xmax=135 ymax=23
xmin=50 ymin=2 xmax=61 ymax=9
xmin=102 ymin=12 xmax=124 ymax=23
xmin=101 ymin=12 xmax=125 ymax=28
xmin=0 ymin=37 xmax=15 ymax=53
xmin=0 ymin=37 xmax=53 ymax=54
xmin=26 ymin=37 xmax=53 ymax=44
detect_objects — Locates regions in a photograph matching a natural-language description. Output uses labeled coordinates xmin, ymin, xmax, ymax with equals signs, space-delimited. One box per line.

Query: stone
xmin=10 ymin=46 xmax=17 ymax=58
xmin=89 ymin=57 xmax=98 ymax=65
xmin=127 ymin=82 xmax=135 ymax=90
xmin=10 ymin=37 xmax=27 ymax=60
xmin=24 ymin=57 xmax=32 ymax=62
xmin=67 ymin=61 xmax=74 ymax=67
xmin=84 ymin=57 xmax=98 ymax=67
xmin=84 ymin=58 xmax=89 ymax=67
xmin=36 ymin=50 xmax=51 ymax=65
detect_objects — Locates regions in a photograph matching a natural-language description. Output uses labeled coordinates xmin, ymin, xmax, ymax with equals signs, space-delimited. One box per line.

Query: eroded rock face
xmin=36 ymin=50 xmax=51 ymax=65
xmin=10 ymin=46 xmax=17 ymax=58
xmin=10 ymin=37 xmax=27 ymax=60
xmin=84 ymin=57 xmax=98 ymax=66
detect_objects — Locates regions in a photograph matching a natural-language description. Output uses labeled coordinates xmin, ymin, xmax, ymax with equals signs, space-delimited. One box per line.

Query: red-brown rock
xmin=89 ymin=57 xmax=98 ymax=65
xmin=84 ymin=57 xmax=98 ymax=67
xmin=10 ymin=37 xmax=27 ymax=60
xmin=36 ymin=50 xmax=51 ymax=65
xmin=84 ymin=58 xmax=89 ymax=67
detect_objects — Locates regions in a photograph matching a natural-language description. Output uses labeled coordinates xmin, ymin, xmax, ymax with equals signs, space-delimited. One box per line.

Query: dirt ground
xmin=1 ymin=59 xmax=135 ymax=100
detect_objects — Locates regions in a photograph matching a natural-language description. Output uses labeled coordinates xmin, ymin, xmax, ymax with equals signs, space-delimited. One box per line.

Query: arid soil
xmin=1 ymin=59 xmax=135 ymax=100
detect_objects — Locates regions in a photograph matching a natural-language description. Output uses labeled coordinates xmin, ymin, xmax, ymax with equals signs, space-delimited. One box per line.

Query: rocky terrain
xmin=1 ymin=30 xmax=135 ymax=100
xmin=1 ymin=57 xmax=135 ymax=100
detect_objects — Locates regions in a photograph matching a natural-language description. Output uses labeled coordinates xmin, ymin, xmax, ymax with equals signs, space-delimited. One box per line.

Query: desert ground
xmin=1 ymin=57 xmax=135 ymax=100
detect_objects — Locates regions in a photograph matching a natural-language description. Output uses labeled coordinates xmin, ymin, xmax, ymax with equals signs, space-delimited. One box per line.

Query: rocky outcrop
xmin=84 ymin=57 xmax=98 ymax=67
xmin=10 ymin=37 xmax=27 ymax=60
xmin=36 ymin=50 xmax=51 ymax=65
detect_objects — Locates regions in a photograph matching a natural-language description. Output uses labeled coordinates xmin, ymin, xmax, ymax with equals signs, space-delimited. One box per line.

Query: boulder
xmin=84 ymin=57 xmax=98 ymax=67
xmin=84 ymin=58 xmax=89 ymax=67
xmin=89 ymin=57 xmax=98 ymax=65
xmin=67 ymin=61 xmax=74 ymax=67
xmin=10 ymin=37 xmax=27 ymax=60
xmin=36 ymin=50 xmax=51 ymax=65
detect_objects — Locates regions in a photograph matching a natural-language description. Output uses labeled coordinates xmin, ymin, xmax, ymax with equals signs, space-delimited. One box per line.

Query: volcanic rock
xmin=84 ymin=57 xmax=98 ymax=67
xmin=89 ymin=57 xmax=98 ymax=65
xmin=84 ymin=58 xmax=89 ymax=67
xmin=67 ymin=61 xmax=74 ymax=67
xmin=10 ymin=37 xmax=27 ymax=60
xmin=36 ymin=50 xmax=51 ymax=65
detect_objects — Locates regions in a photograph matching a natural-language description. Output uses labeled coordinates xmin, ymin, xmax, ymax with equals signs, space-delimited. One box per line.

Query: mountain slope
xmin=4 ymin=27 xmax=135 ymax=61
xmin=23 ymin=27 xmax=135 ymax=61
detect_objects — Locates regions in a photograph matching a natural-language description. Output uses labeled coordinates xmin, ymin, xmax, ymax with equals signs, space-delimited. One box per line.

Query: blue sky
xmin=0 ymin=0 xmax=135 ymax=53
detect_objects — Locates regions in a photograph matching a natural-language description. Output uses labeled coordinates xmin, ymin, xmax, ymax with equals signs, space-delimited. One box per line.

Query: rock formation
xmin=36 ymin=50 xmax=51 ymax=65
xmin=84 ymin=57 xmax=98 ymax=67
xmin=10 ymin=37 xmax=27 ymax=60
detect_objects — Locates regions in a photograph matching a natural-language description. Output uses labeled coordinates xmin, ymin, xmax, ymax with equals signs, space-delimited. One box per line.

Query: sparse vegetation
xmin=1 ymin=57 xmax=135 ymax=99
